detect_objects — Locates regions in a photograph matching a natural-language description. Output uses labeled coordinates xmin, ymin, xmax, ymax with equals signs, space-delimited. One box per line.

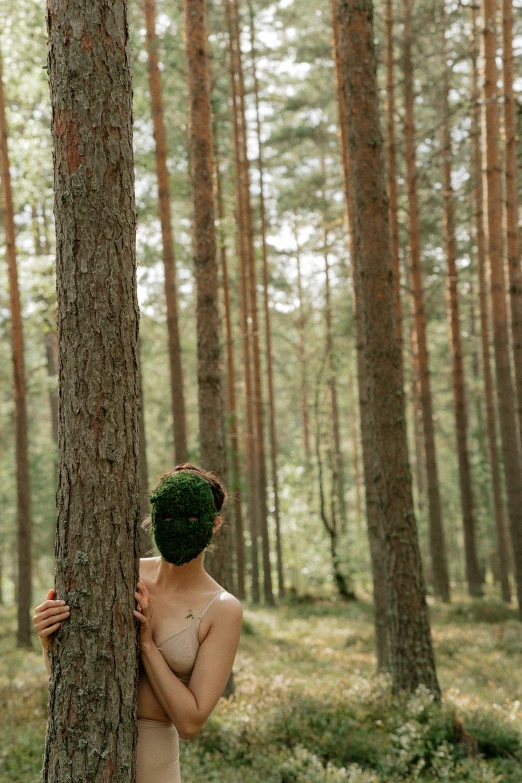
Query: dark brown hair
xmin=141 ymin=463 xmax=227 ymax=544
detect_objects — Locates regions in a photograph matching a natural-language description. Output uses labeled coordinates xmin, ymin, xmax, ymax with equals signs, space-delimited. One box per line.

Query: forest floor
xmin=0 ymin=590 xmax=520 ymax=782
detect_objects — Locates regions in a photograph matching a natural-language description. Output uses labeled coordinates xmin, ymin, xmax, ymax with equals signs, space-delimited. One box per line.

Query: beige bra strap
xmin=197 ymin=590 xmax=225 ymax=620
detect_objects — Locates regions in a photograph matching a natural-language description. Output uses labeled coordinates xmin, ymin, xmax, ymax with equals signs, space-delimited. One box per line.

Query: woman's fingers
xmin=39 ymin=621 xmax=61 ymax=638
xmin=35 ymin=604 xmax=70 ymax=622
xmin=134 ymin=610 xmax=146 ymax=622
xmin=134 ymin=591 xmax=148 ymax=611
xmin=34 ymin=610 xmax=71 ymax=632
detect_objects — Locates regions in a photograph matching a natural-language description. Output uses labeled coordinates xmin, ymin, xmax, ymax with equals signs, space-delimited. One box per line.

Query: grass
xmin=1 ymin=590 xmax=521 ymax=782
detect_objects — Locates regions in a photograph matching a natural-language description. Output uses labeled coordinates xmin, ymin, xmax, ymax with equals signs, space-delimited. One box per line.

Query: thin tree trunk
xmin=337 ymin=0 xmax=440 ymax=697
xmin=349 ymin=371 xmax=363 ymax=524
xmin=295 ymin=228 xmax=312 ymax=469
xmin=185 ymin=0 xmax=230 ymax=593
xmin=409 ymin=313 xmax=427 ymax=520
xmin=481 ymin=0 xmax=522 ymax=618
xmin=228 ymin=0 xmax=274 ymax=606
xmin=323 ymin=225 xmax=349 ymax=536
xmin=403 ymin=0 xmax=450 ymax=602
xmin=248 ymin=4 xmax=285 ymax=600
xmin=470 ymin=6 xmax=511 ymax=602
xmin=441 ymin=35 xmax=483 ymax=597
xmin=144 ymin=0 xmax=188 ymax=464
xmin=215 ymin=142 xmax=245 ymax=600
xmin=502 ymin=0 xmax=522 ymax=442
xmin=385 ymin=0 xmax=403 ymax=370
xmin=314 ymin=372 xmax=353 ymax=600
xmin=0 ymin=46 xmax=33 ymax=650
xmin=226 ymin=0 xmax=259 ymax=602
xmin=43 ymin=1 xmax=141 ymax=777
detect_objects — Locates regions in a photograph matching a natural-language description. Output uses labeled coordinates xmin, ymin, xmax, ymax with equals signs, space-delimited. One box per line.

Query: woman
xmin=33 ymin=463 xmax=243 ymax=783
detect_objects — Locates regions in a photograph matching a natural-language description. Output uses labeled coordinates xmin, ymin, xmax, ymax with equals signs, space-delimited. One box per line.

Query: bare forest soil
xmin=0 ymin=591 xmax=520 ymax=782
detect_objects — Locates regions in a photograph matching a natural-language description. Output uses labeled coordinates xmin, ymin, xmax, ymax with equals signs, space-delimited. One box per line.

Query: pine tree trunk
xmin=441 ymin=40 xmax=483 ymax=597
xmin=215 ymin=141 xmax=245 ymax=600
xmin=322 ymin=226 xmax=349 ymax=537
xmin=138 ymin=339 xmax=154 ymax=558
xmin=144 ymin=0 xmax=188 ymax=464
xmin=403 ymin=0 xmax=450 ymax=602
xmin=225 ymin=0 xmax=259 ymax=602
xmin=248 ymin=4 xmax=285 ymax=600
xmin=295 ymin=233 xmax=312 ymax=469
xmin=228 ymin=0 xmax=274 ymax=606
xmin=331 ymin=0 xmax=389 ymax=665
xmin=481 ymin=0 xmax=522 ymax=619
xmin=185 ymin=0 xmax=231 ymax=592
xmin=501 ymin=0 xmax=522 ymax=441
xmin=336 ymin=0 xmax=440 ymax=697
xmin=385 ymin=0 xmax=403 ymax=369
xmin=38 ymin=202 xmax=60 ymax=450
xmin=0 ymin=46 xmax=33 ymax=650
xmin=470 ymin=7 xmax=511 ymax=603
xmin=43 ymin=1 xmax=141 ymax=778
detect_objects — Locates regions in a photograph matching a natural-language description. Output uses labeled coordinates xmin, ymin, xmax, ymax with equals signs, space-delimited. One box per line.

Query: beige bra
xmin=156 ymin=590 xmax=226 ymax=685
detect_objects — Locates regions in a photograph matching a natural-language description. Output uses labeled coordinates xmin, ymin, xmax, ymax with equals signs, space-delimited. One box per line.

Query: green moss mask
xmin=150 ymin=472 xmax=217 ymax=565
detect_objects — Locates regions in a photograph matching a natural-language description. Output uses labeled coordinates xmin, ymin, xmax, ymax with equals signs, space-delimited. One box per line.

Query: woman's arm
xmin=135 ymin=583 xmax=243 ymax=739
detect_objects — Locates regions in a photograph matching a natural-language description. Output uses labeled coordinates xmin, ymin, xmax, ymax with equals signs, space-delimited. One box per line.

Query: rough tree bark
xmin=470 ymin=6 xmax=510 ymax=602
xmin=0 ymin=45 xmax=33 ymax=650
xmin=330 ymin=0 xmax=389 ymax=666
xmin=385 ymin=0 xmax=403 ymax=370
xmin=43 ymin=1 xmax=141 ymax=779
xmin=138 ymin=339 xmax=154 ymax=558
xmin=481 ymin=0 xmax=522 ymax=618
xmin=143 ymin=0 xmax=188 ymax=464
xmin=440 ymin=36 xmax=483 ymax=597
xmin=403 ymin=0 xmax=450 ymax=602
xmin=501 ymin=0 xmax=522 ymax=442
xmin=336 ymin=0 xmax=440 ymax=696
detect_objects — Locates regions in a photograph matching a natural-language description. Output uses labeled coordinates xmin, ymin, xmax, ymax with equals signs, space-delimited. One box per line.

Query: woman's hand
xmin=33 ymin=589 xmax=70 ymax=648
xmin=134 ymin=579 xmax=154 ymax=650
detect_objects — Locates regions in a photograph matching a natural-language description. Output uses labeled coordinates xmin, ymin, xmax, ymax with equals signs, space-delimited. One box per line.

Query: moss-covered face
xmin=150 ymin=472 xmax=217 ymax=565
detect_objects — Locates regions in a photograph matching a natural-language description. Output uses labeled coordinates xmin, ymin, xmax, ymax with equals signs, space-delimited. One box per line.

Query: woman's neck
xmin=152 ymin=554 xmax=210 ymax=592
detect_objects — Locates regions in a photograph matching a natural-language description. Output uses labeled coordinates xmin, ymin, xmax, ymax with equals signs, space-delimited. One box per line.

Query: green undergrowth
xmin=0 ymin=592 xmax=521 ymax=782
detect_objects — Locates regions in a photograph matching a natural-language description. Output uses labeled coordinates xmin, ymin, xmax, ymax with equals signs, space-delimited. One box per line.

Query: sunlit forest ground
xmin=1 ymin=591 xmax=521 ymax=782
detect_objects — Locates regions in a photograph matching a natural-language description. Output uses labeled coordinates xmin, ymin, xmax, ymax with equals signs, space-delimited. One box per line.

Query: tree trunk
xmin=403 ymin=0 xmax=450 ymax=603
xmin=38 ymin=202 xmax=60 ymax=451
xmin=331 ymin=0 xmax=389 ymax=667
xmin=481 ymin=0 xmax=522 ymax=618
xmin=0 ymin=46 xmax=33 ymax=650
xmin=138 ymin=339 xmax=154 ymax=558
xmin=185 ymin=0 xmax=231 ymax=592
xmin=314 ymin=373 xmax=354 ymax=601
xmin=470 ymin=6 xmax=511 ymax=603
xmin=248 ymin=3 xmax=285 ymax=600
xmin=295 ymin=228 xmax=312 ymax=469
xmin=322 ymin=224 xmax=348 ymax=536
xmin=215 ymin=139 xmax=245 ymax=600
xmin=440 ymin=38 xmax=483 ymax=597
xmin=227 ymin=0 xmax=274 ymax=606
xmin=144 ymin=0 xmax=188 ymax=464
xmin=385 ymin=0 xmax=403 ymax=371
xmin=43 ymin=1 xmax=141 ymax=778
xmin=225 ymin=0 xmax=259 ymax=602
xmin=502 ymin=0 xmax=522 ymax=442
xmin=336 ymin=0 xmax=440 ymax=697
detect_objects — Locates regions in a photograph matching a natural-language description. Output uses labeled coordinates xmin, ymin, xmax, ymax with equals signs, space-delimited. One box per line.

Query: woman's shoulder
xmin=213 ymin=587 xmax=243 ymax=621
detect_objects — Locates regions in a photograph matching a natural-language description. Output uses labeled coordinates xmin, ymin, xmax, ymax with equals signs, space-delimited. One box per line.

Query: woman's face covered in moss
xmin=150 ymin=472 xmax=217 ymax=565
